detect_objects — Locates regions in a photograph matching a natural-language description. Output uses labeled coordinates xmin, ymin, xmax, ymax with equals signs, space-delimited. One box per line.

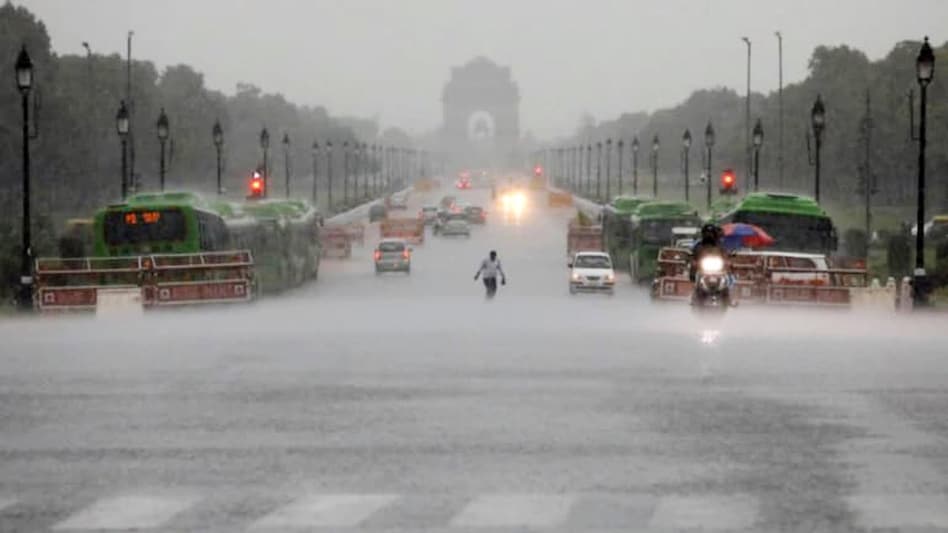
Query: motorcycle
xmin=691 ymin=252 xmax=730 ymax=311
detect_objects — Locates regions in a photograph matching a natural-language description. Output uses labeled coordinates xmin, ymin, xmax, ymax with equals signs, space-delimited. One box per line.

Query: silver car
xmin=439 ymin=218 xmax=471 ymax=237
xmin=374 ymin=239 xmax=411 ymax=274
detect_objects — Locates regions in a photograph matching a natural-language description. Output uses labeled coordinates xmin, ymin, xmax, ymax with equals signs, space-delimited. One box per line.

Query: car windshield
xmin=378 ymin=241 xmax=405 ymax=252
xmin=574 ymin=255 xmax=611 ymax=268
xmin=12 ymin=5 xmax=944 ymax=532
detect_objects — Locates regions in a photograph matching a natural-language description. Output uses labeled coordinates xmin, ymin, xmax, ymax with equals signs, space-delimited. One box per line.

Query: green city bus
xmin=602 ymin=196 xmax=651 ymax=271
xmin=715 ymin=192 xmax=838 ymax=254
xmin=629 ymin=201 xmax=703 ymax=283
xmin=91 ymin=192 xmax=321 ymax=293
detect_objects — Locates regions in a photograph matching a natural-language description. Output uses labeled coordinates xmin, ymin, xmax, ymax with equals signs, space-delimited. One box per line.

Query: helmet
xmin=701 ymin=224 xmax=719 ymax=241
xmin=489 ymin=250 xmax=497 ymax=259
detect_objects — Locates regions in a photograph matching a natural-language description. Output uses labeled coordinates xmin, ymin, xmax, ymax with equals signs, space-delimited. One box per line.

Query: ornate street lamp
xmin=212 ymin=120 xmax=223 ymax=195
xmin=116 ymin=101 xmax=130 ymax=200
xmin=752 ymin=119 xmax=763 ymax=192
xmin=156 ymin=108 xmax=169 ymax=191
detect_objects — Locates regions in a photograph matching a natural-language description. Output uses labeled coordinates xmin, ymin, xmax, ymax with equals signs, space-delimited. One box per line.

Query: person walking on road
xmin=474 ymin=250 xmax=506 ymax=297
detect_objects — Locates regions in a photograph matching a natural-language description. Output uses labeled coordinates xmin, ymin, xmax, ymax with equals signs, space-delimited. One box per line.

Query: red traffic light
xmin=720 ymin=168 xmax=737 ymax=194
xmin=534 ymin=165 xmax=543 ymax=176
xmin=248 ymin=171 xmax=265 ymax=198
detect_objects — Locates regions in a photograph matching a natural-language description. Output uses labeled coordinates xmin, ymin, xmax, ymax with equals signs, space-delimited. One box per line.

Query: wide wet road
xmin=2 ymin=186 xmax=948 ymax=532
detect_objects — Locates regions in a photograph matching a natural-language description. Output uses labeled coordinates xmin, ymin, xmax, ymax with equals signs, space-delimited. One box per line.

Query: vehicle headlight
xmin=571 ymin=273 xmax=581 ymax=281
xmin=605 ymin=273 xmax=615 ymax=282
xmin=699 ymin=255 xmax=724 ymax=274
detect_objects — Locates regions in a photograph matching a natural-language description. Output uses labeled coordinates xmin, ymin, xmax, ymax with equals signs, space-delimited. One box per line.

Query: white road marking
xmin=0 ymin=498 xmax=17 ymax=511
xmin=52 ymin=494 xmax=197 ymax=530
xmin=251 ymin=493 xmax=398 ymax=528
xmin=449 ymin=493 xmax=576 ymax=528
xmin=849 ymin=494 xmax=948 ymax=528
xmin=648 ymin=495 xmax=757 ymax=529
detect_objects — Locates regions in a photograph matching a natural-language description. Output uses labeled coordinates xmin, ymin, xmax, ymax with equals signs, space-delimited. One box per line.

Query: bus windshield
xmin=732 ymin=211 xmax=836 ymax=253
xmin=104 ymin=208 xmax=187 ymax=245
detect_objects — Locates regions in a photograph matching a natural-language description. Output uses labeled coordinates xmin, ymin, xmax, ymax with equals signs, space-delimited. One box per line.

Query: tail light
xmin=402 ymin=249 xmax=410 ymax=259
xmin=374 ymin=250 xmax=382 ymax=261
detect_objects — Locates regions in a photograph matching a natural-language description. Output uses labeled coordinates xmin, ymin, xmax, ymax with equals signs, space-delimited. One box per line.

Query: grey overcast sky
xmin=15 ymin=0 xmax=947 ymax=138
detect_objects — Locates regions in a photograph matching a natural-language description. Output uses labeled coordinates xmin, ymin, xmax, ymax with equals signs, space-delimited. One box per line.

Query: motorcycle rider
xmin=474 ymin=250 xmax=506 ymax=295
xmin=690 ymin=224 xmax=733 ymax=306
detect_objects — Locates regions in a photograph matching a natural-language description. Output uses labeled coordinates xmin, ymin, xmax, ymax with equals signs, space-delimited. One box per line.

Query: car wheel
xmin=569 ymin=286 xmax=577 ymax=295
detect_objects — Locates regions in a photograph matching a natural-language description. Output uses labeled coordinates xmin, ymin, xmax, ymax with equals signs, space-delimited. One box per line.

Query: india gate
xmin=440 ymin=57 xmax=521 ymax=171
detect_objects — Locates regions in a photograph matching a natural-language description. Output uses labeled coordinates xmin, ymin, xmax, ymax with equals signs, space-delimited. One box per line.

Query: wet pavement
xmin=1 ymin=187 xmax=948 ymax=532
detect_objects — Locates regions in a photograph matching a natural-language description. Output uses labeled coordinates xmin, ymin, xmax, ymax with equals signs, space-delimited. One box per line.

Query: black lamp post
xmin=705 ymin=122 xmax=715 ymax=209
xmin=282 ymin=133 xmax=291 ymax=198
xmin=632 ymin=136 xmax=640 ymax=196
xmin=617 ymin=139 xmax=624 ymax=196
xmin=682 ymin=129 xmax=691 ymax=202
xmin=156 ymin=108 xmax=169 ymax=191
xmin=312 ymin=141 xmax=320 ymax=205
xmin=595 ymin=141 xmax=603 ymax=201
xmin=361 ymin=142 xmax=368 ymax=198
xmin=326 ymin=140 xmax=334 ymax=211
xmin=651 ymin=134 xmax=660 ymax=198
xmin=752 ymin=119 xmax=763 ymax=192
xmin=342 ymin=141 xmax=350 ymax=205
xmin=586 ymin=144 xmax=592 ymax=196
xmin=212 ymin=120 xmax=223 ymax=195
xmin=914 ymin=36 xmax=935 ymax=306
xmin=260 ymin=128 xmax=270 ymax=197
xmin=605 ymin=138 xmax=612 ymax=202
xmin=810 ymin=95 xmax=825 ymax=202
xmin=15 ymin=45 xmax=34 ymax=310
xmin=116 ymin=100 xmax=130 ymax=200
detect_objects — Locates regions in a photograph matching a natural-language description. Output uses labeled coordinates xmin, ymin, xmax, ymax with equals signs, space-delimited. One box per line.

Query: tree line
xmin=567 ymin=40 xmax=948 ymax=221
xmin=0 ymin=3 xmax=401 ymax=297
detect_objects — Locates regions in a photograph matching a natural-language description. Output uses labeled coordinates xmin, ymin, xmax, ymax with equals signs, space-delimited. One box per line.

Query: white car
xmin=569 ymin=251 xmax=615 ymax=294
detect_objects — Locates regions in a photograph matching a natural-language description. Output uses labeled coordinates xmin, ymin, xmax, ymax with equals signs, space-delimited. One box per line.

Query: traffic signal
xmin=720 ymin=168 xmax=737 ymax=195
xmin=248 ymin=171 xmax=265 ymax=199
xmin=534 ymin=165 xmax=543 ymax=177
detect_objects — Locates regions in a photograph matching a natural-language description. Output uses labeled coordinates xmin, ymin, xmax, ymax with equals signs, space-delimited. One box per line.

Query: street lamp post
xmin=705 ymin=122 xmax=715 ymax=210
xmin=312 ymin=141 xmax=320 ymax=205
xmin=585 ymin=144 xmax=592 ymax=196
xmin=116 ymin=101 xmax=130 ymax=200
xmin=617 ymin=140 xmax=624 ymax=196
xmin=605 ymin=139 xmax=612 ymax=202
xmin=156 ymin=108 xmax=169 ymax=191
xmin=260 ymin=128 xmax=270 ymax=197
xmin=682 ymin=129 xmax=691 ymax=202
xmin=651 ymin=134 xmax=660 ymax=198
xmin=326 ymin=141 xmax=334 ymax=211
xmin=913 ymin=36 xmax=935 ymax=306
xmin=776 ymin=31 xmax=784 ymax=188
xmin=342 ymin=141 xmax=349 ymax=206
xmin=15 ymin=46 xmax=34 ymax=310
xmin=282 ymin=133 xmax=292 ymax=198
xmin=595 ymin=142 xmax=603 ymax=201
xmin=752 ymin=119 xmax=763 ymax=192
xmin=632 ymin=136 xmax=640 ymax=196
xmin=212 ymin=120 xmax=223 ymax=195
xmin=361 ymin=143 xmax=369 ymax=198
xmin=742 ymin=36 xmax=752 ymax=190
xmin=810 ymin=95 xmax=825 ymax=202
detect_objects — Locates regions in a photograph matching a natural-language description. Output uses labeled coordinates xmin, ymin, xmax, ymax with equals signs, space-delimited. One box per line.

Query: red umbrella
xmin=720 ymin=223 xmax=775 ymax=249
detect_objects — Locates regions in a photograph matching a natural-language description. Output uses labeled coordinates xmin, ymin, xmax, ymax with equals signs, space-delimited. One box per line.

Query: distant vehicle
xmin=456 ymin=177 xmax=472 ymax=190
xmin=436 ymin=217 xmax=471 ymax=237
xmin=369 ymin=203 xmax=387 ymax=222
xmin=569 ymin=251 xmax=615 ymax=294
xmin=464 ymin=205 xmax=487 ymax=224
xmin=388 ymin=193 xmax=408 ymax=210
xmin=419 ymin=205 xmax=439 ymax=225
xmin=374 ymin=238 xmax=411 ymax=274
xmin=439 ymin=195 xmax=457 ymax=210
